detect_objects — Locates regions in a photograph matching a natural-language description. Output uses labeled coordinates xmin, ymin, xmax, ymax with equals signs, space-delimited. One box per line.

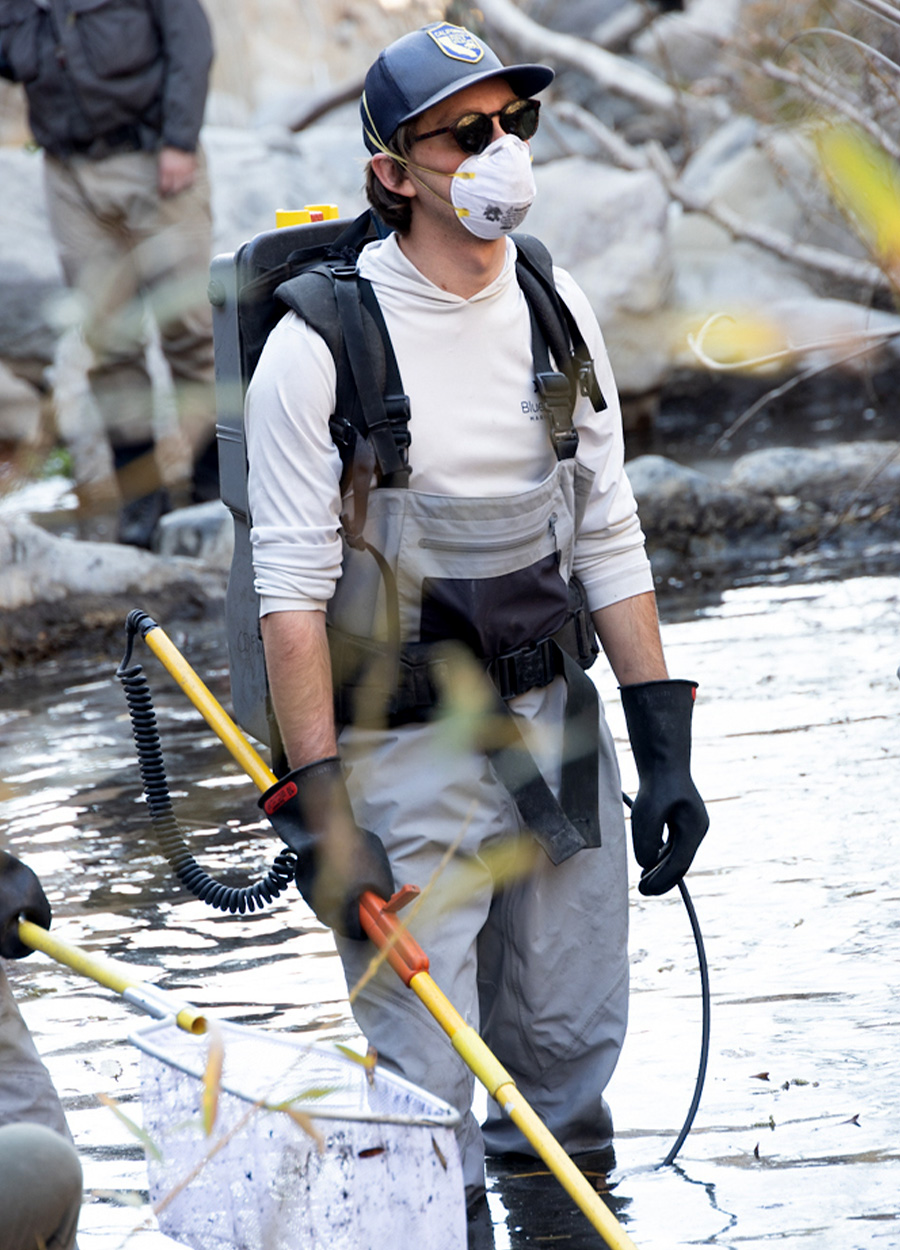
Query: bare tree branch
xmin=759 ymin=57 xmax=900 ymax=162
xmin=554 ymin=99 xmax=890 ymax=292
xmin=288 ymin=78 xmax=365 ymax=134
xmin=842 ymin=0 xmax=900 ymax=29
xmin=472 ymin=0 xmax=697 ymax=119
xmin=590 ymin=1 xmax=657 ymax=52
xmin=710 ymin=332 xmax=900 ymax=453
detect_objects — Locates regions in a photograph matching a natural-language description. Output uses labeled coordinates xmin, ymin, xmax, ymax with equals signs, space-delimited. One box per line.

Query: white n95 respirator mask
xmin=449 ymin=134 xmax=537 ymax=240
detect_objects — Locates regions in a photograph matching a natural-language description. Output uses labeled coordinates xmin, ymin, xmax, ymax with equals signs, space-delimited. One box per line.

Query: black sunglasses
xmin=410 ymin=98 xmax=541 ymax=156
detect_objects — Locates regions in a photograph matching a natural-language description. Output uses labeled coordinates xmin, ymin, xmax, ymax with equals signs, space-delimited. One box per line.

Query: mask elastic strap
xmin=362 ymin=93 xmax=477 ymax=181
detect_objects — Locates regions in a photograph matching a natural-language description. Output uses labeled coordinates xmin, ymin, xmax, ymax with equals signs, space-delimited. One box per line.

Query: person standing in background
xmin=0 ymin=0 xmax=218 ymax=547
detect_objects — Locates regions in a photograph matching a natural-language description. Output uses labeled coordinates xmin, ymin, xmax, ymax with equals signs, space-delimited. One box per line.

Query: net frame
xmin=132 ymin=1019 xmax=466 ymax=1250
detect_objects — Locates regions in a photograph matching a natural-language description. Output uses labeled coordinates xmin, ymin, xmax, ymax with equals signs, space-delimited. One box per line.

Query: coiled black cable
xmin=116 ymin=616 xmax=298 ymax=914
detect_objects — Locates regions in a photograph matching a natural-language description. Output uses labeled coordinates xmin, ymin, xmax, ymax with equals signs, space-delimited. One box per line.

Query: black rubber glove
xmin=0 ymin=850 xmax=52 ymax=958
xmin=259 ymin=756 xmax=394 ymax=941
xmin=620 ymin=679 xmax=709 ymax=896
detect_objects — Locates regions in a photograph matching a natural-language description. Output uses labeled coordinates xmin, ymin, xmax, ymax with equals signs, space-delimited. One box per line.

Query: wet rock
xmin=627 ymin=453 xmax=792 ymax=583
xmin=625 ymin=449 xmax=899 ymax=588
xmin=727 ymin=442 xmax=900 ymax=507
xmin=628 ymin=454 xmax=780 ymax=539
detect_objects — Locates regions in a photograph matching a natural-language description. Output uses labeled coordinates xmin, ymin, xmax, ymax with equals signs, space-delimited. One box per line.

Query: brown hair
xmin=364 ymin=122 xmax=416 ymax=234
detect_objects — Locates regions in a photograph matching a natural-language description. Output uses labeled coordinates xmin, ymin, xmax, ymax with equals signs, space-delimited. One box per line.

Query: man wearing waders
xmin=246 ymin=22 xmax=709 ymax=1239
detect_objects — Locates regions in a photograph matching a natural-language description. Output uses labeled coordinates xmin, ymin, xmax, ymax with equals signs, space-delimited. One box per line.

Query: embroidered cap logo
xmin=426 ymin=23 xmax=485 ymax=64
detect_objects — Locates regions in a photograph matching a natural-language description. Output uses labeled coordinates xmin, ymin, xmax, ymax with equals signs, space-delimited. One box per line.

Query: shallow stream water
xmin=1 ymin=575 xmax=899 ymax=1249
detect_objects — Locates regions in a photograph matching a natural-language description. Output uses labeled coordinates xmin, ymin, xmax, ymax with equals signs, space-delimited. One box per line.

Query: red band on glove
xmin=264 ymin=781 xmax=298 ymax=815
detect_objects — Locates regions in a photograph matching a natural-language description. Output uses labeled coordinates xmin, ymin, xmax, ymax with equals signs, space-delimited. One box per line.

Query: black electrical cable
xmin=116 ymin=616 xmax=298 ymax=914
xmin=622 ymin=791 xmax=711 ymax=1167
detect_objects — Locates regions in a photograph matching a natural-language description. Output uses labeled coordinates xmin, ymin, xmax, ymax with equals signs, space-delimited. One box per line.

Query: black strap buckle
xmin=536 ymin=371 xmax=570 ymax=403
xmin=384 ymin=394 xmax=412 ymax=450
xmin=489 ymin=637 xmax=557 ymax=701
xmin=536 ymin=371 xmax=578 ymax=460
xmin=578 ymin=359 xmax=605 ymax=411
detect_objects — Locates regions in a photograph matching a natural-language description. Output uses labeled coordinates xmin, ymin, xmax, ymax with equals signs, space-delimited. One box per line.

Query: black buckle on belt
xmin=489 ymin=637 xmax=557 ymax=701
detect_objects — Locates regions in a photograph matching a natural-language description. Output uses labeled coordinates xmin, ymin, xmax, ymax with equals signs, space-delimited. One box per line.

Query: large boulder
xmin=677 ymin=117 xmax=865 ymax=264
xmin=0 ymin=515 xmax=225 ymax=612
xmin=206 ymin=117 xmax=368 ymax=257
xmin=528 ymin=159 xmax=672 ymax=394
xmin=727 ymin=441 xmax=900 ymax=507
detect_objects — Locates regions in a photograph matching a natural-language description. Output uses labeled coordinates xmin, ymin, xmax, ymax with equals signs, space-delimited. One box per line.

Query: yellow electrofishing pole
xmin=17 ymin=918 xmax=207 ymax=1034
xmin=123 ymin=611 xmax=640 ymax=1250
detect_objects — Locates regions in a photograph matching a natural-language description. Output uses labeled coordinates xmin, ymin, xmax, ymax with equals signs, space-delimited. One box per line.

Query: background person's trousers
xmin=43 ymin=147 xmax=215 ymax=469
xmin=0 ymin=1122 xmax=82 ymax=1250
xmin=336 ymin=677 xmax=630 ymax=1198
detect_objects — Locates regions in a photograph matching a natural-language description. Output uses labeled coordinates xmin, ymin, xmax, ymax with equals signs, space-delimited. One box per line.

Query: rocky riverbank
xmin=2 ymin=441 xmax=897 ymax=670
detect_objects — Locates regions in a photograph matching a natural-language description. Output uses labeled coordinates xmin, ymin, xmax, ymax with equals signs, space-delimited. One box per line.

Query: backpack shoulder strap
xmin=274 ymin=264 xmax=411 ymax=488
xmin=513 ymin=234 xmax=606 ymax=419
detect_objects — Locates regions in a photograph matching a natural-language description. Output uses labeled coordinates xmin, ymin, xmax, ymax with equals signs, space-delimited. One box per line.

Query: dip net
xmin=133 ymin=1019 xmax=466 ymax=1250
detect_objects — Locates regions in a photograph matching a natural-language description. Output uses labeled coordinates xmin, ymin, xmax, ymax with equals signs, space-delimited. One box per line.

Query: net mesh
xmin=134 ymin=1021 xmax=466 ymax=1250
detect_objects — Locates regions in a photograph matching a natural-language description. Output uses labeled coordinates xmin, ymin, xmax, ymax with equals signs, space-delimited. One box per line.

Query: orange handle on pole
xmin=358 ymin=888 xmax=429 ymax=985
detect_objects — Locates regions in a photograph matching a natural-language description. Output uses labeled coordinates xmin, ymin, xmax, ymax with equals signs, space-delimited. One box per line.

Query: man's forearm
xmin=592 ymin=590 xmax=669 ymax=687
xmin=260 ymin=610 xmax=338 ymax=768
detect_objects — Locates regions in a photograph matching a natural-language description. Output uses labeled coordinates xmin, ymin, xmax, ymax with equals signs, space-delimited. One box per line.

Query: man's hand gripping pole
xmin=130 ymin=612 xmax=640 ymax=1250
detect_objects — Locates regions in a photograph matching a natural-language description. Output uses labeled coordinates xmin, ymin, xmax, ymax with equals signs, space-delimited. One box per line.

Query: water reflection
xmin=2 ymin=577 xmax=899 ymax=1248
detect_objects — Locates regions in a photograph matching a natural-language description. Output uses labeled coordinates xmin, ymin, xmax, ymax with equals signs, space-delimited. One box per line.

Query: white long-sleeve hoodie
xmin=246 ymin=231 xmax=653 ymax=617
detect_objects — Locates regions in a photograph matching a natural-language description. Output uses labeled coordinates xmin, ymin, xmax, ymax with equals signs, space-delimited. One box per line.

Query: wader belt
xmin=330 ymin=607 xmax=602 ymax=865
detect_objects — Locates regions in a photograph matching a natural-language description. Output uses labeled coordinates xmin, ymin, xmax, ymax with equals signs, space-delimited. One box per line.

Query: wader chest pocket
xmin=420 ymin=551 xmax=569 ymax=661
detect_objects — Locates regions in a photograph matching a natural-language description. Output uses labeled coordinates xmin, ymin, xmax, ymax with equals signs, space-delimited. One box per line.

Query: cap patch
xmin=426 ymin=23 xmax=485 ymax=64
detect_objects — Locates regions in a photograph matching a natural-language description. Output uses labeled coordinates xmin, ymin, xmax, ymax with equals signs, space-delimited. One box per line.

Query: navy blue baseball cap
xmin=361 ymin=22 xmax=554 ymax=155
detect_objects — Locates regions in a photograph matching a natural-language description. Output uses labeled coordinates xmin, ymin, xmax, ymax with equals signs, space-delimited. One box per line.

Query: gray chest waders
xmin=327 ymin=459 xmax=602 ymax=865
xmin=211 ymin=210 xmax=608 ymax=862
